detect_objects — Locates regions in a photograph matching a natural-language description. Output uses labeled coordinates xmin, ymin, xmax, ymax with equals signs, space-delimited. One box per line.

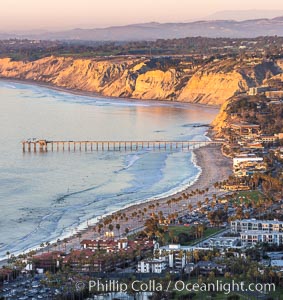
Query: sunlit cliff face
xmin=0 ymin=56 xmax=279 ymax=106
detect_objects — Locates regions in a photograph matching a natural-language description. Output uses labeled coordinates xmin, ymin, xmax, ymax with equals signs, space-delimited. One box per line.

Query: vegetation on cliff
xmin=213 ymin=94 xmax=283 ymax=136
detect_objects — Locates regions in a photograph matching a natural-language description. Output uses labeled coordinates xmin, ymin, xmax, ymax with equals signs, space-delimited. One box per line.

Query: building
xmin=184 ymin=263 xmax=196 ymax=274
xmin=260 ymin=135 xmax=279 ymax=144
xmin=62 ymin=249 xmax=124 ymax=272
xmin=233 ymin=154 xmax=265 ymax=177
xmin=195 ymin=261 xmax=226 ymax=275
xmin=248 ymin=87 xmax=269 ymax=96
xmin=230 ymin=122 xmax=261 ymax=137
xmin=240 ymin=231 xmax=283 ymax=246
xmin=231 ymin=219 xmax=283 ymax=234
xmin=158 ymin=244 xmax=187 ymax=269
xmin=32 ymin=251 xmax=64 ymax=271
xmin=270 ymin=260 xmax=283 ymax=272
xmin=265 ymin=91 xmax=283 ymax=99
xmin=81 ymin=238 xmax=154 ymax=255
xmin=206 ymin=237 xmax=241 ymax=249
xmin=233 ymin=154 xmax=263 ymax=168
xmin=137 ymin=259 xmax=167 ymax=273
xmin=81 ymin=239 xmax=118 ymax=252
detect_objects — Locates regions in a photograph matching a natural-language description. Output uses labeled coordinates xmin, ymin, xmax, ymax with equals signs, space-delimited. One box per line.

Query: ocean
xmin=0 ymin=81 xmax=218 ymax=259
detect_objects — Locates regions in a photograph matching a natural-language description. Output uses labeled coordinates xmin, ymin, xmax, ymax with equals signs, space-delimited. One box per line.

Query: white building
xmin=231 ymin=219 xmax=283 ymax=234
xmin=137 ymin=259 xmax=166 ymax=273
xmin=207 ymin=237 xmax=241 ymax=249
xmin=240 ymin=231 xmax=283 ymax=246
xmin=157 ymin=244 xmax=210 ymax=269
xmin=233 ymin=156 xmax=263 ymax=168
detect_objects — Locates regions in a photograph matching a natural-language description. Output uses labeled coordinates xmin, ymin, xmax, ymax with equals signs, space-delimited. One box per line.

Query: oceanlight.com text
xmin=75 ymin=279 xmax=276 ymax=295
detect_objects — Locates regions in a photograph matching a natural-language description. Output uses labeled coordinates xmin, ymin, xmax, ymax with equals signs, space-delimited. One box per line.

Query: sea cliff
xmin=0 ymin=56 xmax=280 ymax=107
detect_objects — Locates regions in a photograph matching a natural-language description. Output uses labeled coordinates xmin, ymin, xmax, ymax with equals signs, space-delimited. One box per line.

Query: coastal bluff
xmin=0 ymin=56 xmax=280 ymax=106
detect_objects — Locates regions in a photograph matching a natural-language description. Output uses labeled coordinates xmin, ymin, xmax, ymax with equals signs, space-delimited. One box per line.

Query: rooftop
xmin=231 ymin=122 xmax=260 ymax=128
xmin=233 ymin=219 xmax=283 ymax=225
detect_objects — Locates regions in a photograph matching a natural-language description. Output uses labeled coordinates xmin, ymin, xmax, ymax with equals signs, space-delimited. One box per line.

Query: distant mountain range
xmin=1 ymin=16 xmax=283 ymax=41
xmin=204 ymin=10 xmax=283 ymax=21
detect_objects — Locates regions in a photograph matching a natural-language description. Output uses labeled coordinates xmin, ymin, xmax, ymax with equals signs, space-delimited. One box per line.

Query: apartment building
xmin=231 ymin=219 xmax=283 ymax=234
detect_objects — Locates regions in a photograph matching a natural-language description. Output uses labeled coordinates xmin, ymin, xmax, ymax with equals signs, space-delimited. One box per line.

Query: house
xmin=195 ymin=261 xmax=226 ymax=275
xmin=184 ymin=263 xmax=196 ymax=274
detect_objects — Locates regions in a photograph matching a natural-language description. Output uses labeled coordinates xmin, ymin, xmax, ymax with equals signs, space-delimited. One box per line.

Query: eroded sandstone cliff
xmin=0 ymin=56 xmax=280 ymax=107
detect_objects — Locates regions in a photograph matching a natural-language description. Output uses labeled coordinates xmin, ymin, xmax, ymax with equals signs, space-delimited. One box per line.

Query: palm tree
xmin=197 ymin=200 xmax=202 ymax=209
xmin=116 ymin=224 xmax=121 ymax=237
xmin=6 ymin=251 xmax=10 ymax=265
xmin=45 ymin=241 xmax=50 ymax=253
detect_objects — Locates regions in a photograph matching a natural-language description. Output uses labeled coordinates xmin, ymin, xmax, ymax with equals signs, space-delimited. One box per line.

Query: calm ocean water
xmin=0 ymin=81 xmax=217 ymax=259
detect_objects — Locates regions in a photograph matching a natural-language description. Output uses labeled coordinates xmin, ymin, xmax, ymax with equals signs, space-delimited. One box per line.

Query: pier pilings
xmin=21 ymin=139 xmax=222 ymax=153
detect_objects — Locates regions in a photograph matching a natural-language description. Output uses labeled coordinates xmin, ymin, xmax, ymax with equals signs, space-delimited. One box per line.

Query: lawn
xmin=162 ymin=225 xmax=223 ymax=246
xmin=232 ymin=190 xmax=266 ymax=206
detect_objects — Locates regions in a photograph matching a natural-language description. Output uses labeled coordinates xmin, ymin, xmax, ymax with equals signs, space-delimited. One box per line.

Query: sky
xmin=1 ymin=0 xmax=283 ymax=31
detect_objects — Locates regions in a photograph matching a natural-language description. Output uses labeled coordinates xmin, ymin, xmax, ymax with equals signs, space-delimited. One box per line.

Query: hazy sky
xmin=1 ymin=0 xmax=283 ymax=31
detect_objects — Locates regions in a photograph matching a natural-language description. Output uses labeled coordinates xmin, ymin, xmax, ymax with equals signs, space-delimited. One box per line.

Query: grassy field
xmin=232 ymin=190 xmax=266 ymax=206
xmin=162 ymin=225 xmax=223 ymax=245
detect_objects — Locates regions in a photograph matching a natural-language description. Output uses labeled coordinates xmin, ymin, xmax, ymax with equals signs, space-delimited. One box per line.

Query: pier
xmin=21 ymin=139 xmax=222 ymax=153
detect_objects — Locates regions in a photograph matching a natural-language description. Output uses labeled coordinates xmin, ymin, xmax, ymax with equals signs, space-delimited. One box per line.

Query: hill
xmin=2 ymin=16 xmax=283 ymax=41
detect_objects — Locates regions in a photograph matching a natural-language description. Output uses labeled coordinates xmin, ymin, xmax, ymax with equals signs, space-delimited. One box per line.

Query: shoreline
xmin=0 ymin=143 xmax=231 ymax=262
xmin=0 ymin=78 xmax=229 ymax=264
xmin=54 ymin=143 xmax=232 ymax=253
xmin=0 ymin=77 xmax=220 ymax=110
xmin=0 ymin=143 xmax=232 ymax=264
